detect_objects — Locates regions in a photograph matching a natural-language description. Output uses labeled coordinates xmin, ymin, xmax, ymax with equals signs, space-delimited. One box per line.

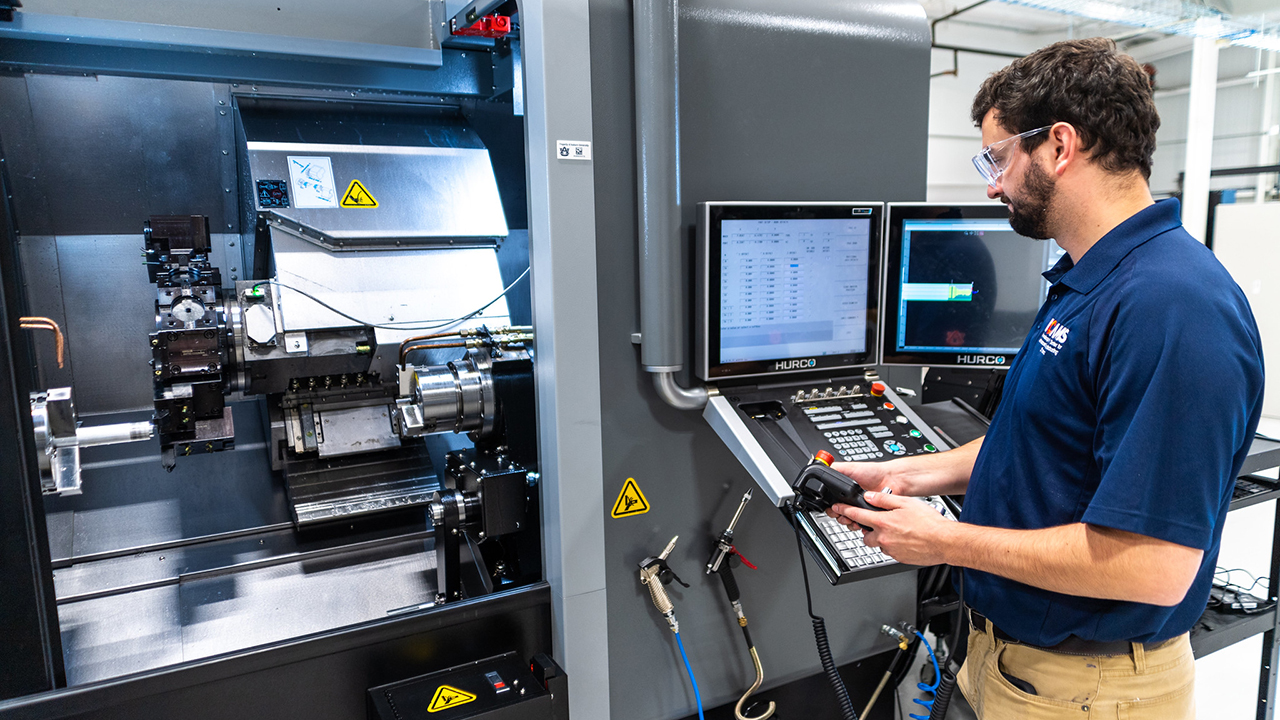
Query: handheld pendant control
xmin=791 ymin=451 xmax=884 ymax=518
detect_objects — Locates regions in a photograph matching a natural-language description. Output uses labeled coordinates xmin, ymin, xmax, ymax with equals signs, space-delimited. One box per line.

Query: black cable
xmin=948 ymin=571 xmax=965 ymax=665
xmin=1215 ymin=567 xmax=1269 ymax=595
xmin=790 ymin=503 xmax=858 ymax=720
xmin=925 ymin=571 xmax=965 ymax=720
xmin=928 ymin=667 xmax=958 ymax=720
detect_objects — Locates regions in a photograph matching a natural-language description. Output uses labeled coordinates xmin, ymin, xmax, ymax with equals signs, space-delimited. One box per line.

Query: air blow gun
xmin=639 ymin=536 xmax=707 ymax=720
xmin=706 ymin=489 xmax=776 ymax=720
xmin=639 ymin=535 xmax=689 ymax=632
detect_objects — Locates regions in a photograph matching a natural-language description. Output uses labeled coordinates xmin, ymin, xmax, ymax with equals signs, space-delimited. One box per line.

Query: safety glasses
xmin=972 ymin=125 xmax=1052 ymax=188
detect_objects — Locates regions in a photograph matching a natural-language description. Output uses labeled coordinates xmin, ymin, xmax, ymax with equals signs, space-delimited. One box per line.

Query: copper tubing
xmin=398 ymin=331 xmax=465 ymax=361
xmin=399 ymin=341 xmax=468 ymax=363
xmin=19 ymin=316 xmax=64 ymax=368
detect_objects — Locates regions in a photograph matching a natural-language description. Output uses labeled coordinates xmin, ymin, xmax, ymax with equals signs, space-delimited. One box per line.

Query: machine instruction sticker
xmin=427 ymin=685 xmax=477 ymax=712
xmin=255 ymin=179 xmax=290 ymax=208
xmin=611 ymin=477 xmax=650 ymax=518
xmin=556 ymin=140 xmax=592 ymax=161
xmin=286 ymin=156 xmax=338 ymax=208
xmin=340 ymin=179 xmax=379 ymax=208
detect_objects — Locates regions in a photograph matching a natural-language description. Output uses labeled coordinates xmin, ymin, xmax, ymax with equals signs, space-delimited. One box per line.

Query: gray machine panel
xmin=7 ymin=1 xmax=445 ymax=66
xmin=12 ymin=74 xmax=236 ymax=237
xmin=590 ymin=0 xmax=931 ymax=717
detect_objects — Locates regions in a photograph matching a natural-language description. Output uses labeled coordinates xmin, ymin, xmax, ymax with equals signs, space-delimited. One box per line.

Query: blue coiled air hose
xmin=911 ymin=631 xmax=941 ymax=720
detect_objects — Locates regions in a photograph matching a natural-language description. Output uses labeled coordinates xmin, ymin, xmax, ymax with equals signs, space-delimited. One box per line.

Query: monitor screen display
xmin=696 ymin=203 xmax=882 ymax=382
xmin=880 ymin=204 xmax=1063 ymax=368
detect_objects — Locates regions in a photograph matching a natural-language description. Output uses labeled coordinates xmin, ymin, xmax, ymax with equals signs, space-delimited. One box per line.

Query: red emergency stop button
xmin=814 ymin=450 xmax=835 ymax=466
xmin=870 ymin=381 xmax=887 ymax=397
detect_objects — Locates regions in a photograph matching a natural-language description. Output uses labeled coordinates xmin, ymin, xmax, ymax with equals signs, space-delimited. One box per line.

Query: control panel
xmin=703 ymin=375 xmax=957 ymax=585
xmin=784 ymin=382 xmax=942 ymax=462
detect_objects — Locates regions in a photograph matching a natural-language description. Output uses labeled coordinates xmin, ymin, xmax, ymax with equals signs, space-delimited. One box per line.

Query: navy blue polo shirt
xmin=961 ymin=198 xmax=1264 ymax=645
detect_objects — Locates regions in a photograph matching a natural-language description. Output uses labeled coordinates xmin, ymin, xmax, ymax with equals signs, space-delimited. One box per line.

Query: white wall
xmin=1200 ymin=203 xmax=1280 ymax=719
xmin=926 ymin=48 xmax=1010 ymax=202
xmin=1149 ymin=46 xmax=1280 ymax=198
xmin=927 ymin=23 xmax=1074 ymax=201
xmin=1216 ymin=203 xmax=1280 ymax=419
xmin=926 ymin=34 xmax=1280 ymax=202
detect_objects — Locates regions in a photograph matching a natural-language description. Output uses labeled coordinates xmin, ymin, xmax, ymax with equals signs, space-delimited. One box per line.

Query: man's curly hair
xmin=971 ymin=38 xmax=1160 ymax=180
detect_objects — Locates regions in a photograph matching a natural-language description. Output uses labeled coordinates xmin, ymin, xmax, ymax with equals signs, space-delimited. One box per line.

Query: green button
xmin=923 ymin=444 xmax=937 ymax=453
xmin=909 ymin=429 xmax=922 ymax=438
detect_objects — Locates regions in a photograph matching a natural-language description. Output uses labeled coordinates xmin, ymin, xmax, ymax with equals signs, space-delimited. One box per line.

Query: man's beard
xmin=1007 ymin=161 xmax=1055 ymax=240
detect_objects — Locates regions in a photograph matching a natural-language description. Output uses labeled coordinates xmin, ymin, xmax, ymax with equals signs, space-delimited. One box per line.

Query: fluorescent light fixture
xmin=996 ymin=0 xmax=1279 ymax=52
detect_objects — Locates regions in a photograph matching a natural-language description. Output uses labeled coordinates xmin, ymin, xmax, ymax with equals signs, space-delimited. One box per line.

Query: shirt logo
xmin=1038 ymin=318 xmax=1070 ymax=356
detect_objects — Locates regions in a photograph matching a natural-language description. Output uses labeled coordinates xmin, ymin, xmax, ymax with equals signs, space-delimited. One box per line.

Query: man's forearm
xmin=938 ymin=521 xmax=1202 ymax=607
xmin=894 ymin=437 xmax=983 ymax=497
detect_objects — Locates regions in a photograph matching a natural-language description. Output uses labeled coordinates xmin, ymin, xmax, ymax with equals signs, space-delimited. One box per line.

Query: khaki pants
xmin=957 ymin=619 xmax=1195 ymax=719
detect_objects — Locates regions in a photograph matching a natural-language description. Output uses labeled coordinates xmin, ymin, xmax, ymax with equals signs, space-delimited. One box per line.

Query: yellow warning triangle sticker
xmin=340 ymin=179 xmax=378 ymax=208
xmin=427 ymin=684 xmax=477 ymax=712
xmin=611 ymin=477 xmax=650 ymax=518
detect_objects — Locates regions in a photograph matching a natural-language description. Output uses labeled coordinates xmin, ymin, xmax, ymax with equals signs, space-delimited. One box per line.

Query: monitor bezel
xmin=879 ymin=202 xmax=1035 ymax=370
xmin=697 ymin=202 xmax=884 ymax=383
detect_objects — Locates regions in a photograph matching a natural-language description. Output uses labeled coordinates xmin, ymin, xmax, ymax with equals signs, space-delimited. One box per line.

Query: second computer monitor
xmin=879 ymin=203 xmax=1063 ymax=369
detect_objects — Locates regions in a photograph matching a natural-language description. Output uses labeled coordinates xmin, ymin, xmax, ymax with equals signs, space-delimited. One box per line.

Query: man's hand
xmin=829 ymin=491 xmax=953 ymax=566
xmin=829 ymin=460 xmax=893 ymax=494
xmin=828 ymin=436 xmax=984 ymax=499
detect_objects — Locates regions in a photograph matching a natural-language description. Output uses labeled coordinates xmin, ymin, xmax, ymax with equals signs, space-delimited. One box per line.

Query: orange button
xmin=814 ymin=450 xmax=835 ymax=466
xmin=870 ymin=381 xmax=887 ymax=397
xmin=883 ymin=402 xmax=895 ymax=411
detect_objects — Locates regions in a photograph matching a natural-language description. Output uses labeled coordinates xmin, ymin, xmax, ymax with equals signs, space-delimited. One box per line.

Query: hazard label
xmin=340 ymin=179 xmax=378 ymax=208
xmin=611 ymin=477 xmax=650 ymax=518
xmin=427 ymin=685 xmax=476 ymax=712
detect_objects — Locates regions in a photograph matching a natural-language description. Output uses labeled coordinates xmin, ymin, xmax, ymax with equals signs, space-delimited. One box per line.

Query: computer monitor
xmin=879 ymin=203 xmax=1063 ymax=369
xmin=695 ymin=202 xmax=883 ymax=382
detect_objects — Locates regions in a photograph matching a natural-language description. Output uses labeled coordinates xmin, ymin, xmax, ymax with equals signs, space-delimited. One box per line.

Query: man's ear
xmin=1049 ymin=122 xmax=1079 ymax=177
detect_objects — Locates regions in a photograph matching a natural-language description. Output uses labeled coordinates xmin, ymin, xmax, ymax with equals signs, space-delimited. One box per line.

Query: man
xmin=829 ymin=38 xmax=1264 ymax=719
